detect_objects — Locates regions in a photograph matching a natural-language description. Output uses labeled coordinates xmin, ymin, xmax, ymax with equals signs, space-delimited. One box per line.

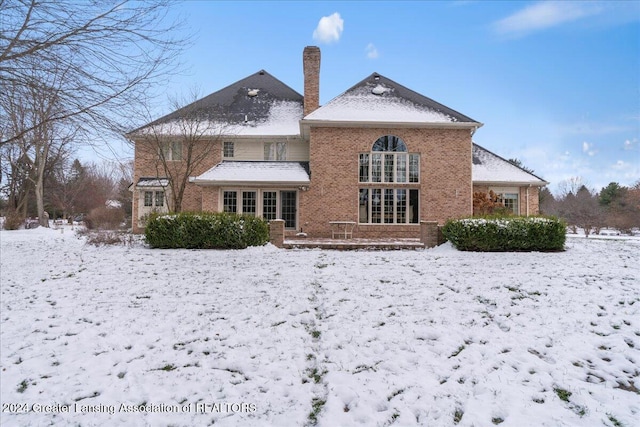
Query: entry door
xmin=280 ymin=191 xmax=297 ymax=229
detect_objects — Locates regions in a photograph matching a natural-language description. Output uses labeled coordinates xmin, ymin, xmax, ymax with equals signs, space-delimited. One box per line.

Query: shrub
xmin=85 ymin=206 xmax=125 ymax=230
xmin=3 ymin=210 xmax=24 ymax=230
xmin=442 ymin=216 xmax=566 ymax=252
xmin=144 ymin=212 xmax=269 ymax=249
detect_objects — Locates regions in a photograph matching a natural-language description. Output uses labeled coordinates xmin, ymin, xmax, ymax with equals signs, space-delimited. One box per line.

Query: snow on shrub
xmin=442 ymin=216 xmax=566 ymax=252
xmin=144 ymin=212 xmax=269 ymax=249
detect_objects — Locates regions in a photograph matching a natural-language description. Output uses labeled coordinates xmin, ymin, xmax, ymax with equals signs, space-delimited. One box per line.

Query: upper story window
xmin=264 ymin=142 xmax=287 ymax=161
xmin=159 ymin=140 xmax=182 ymax=161
xmin=223 ymin=141 xmax=234 ymax=158
xmin=359 ymin=135 xmax=419 ymax=183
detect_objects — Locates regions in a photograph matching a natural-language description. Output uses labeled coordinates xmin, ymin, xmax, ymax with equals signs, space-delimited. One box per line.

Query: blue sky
xmin=123 ymin=0 xmax=639 ymax=194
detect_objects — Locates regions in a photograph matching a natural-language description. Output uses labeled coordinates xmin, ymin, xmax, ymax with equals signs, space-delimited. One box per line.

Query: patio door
xmin=280 ymin=191 xmax=297 ymax=229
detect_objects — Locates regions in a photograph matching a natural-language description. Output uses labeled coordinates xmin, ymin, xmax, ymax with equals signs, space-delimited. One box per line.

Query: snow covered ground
xmin=1 ymin=227 xmax=638 ymax=427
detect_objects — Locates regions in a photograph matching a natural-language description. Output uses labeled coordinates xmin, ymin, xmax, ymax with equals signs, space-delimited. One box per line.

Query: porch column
xmin=420 ymin=221 xmax=444 ymax=248
xmin=269 ymin=219 xmax=285 ymax=248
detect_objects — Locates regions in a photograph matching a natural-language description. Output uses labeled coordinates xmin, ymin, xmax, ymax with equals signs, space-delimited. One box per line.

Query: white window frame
xmin=359 ymin=152 xmax=419 ymax=183
xmin=221 ymin=188 xmax=298 ymax=229
xmin=138 ymin=188 xmax=169 ymax=226
xmin=264 ymin=142 xmax=287 ymax=161
xmin=490 ymin=187 xmax=519 ymax=214
xmin=359 ymin=188 xmax=419 ymax=224
xmin=223 ymin=141 xmax=234 ymax=158
xmin=159 ymin=140 xmax=182 ymax=161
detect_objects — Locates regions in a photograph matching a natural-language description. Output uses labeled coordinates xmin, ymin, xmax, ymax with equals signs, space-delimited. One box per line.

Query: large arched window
xmin=359 ymin=135 xmax=419 ymax=184
xmin=358 ymin=135 xmax=420 ymax=224
xmin=372 ymin=135 xmax=407 ymax=152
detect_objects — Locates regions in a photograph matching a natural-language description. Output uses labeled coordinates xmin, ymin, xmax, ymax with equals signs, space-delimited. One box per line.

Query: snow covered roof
xmin=303 ymin=73 xmax=481 ymax=126
xmin=129 ymin=70 xmax=304 ymax=137
xmin=191 ymin=161 xmax=310 ymax=186
xmin=135 ymin=178 xmax=169 ymax=188
xmin=472 ymin=144 xmax=547 ymax=186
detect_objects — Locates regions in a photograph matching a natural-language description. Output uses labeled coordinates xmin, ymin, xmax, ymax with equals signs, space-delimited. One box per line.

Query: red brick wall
xmin=301 ymin=126 xmax=473 ymax=238
xmin=131 ymin=137 xmax=221 ymax=233
xmin=472 ymin=184 xmax=541 ymax=216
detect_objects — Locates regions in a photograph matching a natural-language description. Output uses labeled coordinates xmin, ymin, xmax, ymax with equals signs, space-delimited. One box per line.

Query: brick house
xmin=129 ymin=46 xmax=547 ymax=237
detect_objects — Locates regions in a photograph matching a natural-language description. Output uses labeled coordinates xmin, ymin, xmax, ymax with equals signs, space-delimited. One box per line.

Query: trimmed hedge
xmin=144 ymin=212 xmax=269 ymax=249
xmin=442 ymin=216 xmax=566 ymax=252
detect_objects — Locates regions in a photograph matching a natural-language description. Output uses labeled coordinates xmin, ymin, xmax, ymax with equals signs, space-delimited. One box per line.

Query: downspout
xmin=526 ymin=185 xmax=531 ymax=216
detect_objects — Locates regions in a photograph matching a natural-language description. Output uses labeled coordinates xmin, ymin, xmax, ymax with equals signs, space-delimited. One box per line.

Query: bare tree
xmin=0 ymin=140 xmax=32 ymax=222
xmin=557 ymin=176 xmax=586 ymax=199
xmin=0 ymin=67 xmax=75 ymax=226
xmin=558 ymin=184 xmax=603 ymax=237
xmin=0 ymin=0 xmax=189 ymax=147
xmin=48 ymin=158 xmax=86 ymax=221
xmin=131 ymin=91 xmax=228 ymax=213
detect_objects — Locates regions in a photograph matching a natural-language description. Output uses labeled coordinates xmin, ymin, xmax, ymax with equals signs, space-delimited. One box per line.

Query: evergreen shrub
xmin=144 ymin=212 xmax=269 ymax=249
xmin=442 ymin=216 xmax=566 ymax=252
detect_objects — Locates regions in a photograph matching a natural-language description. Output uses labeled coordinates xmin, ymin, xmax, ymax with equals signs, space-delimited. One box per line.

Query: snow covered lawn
xmin=1 ymin=227 xmax=638 ymax=426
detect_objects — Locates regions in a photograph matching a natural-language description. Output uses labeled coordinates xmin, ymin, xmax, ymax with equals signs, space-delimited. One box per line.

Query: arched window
xmin=358 ymin=135 xmax=420 ymax=224
xmin=372 ymin=135 xmax=407 ymax=152
xmin=359 ymin=135 xmax=419 ymax=184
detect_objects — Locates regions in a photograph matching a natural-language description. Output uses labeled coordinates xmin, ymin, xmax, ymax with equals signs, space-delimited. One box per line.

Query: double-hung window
xmin=144 ymin=191 xmax=164 ymax=208
xmin=264 ymin=142 xmax=287 ymax=160
xmin=159 ymin=140 xmax=182 ymax=161
xmin=223 ymin=141 xmax=234 ymax=158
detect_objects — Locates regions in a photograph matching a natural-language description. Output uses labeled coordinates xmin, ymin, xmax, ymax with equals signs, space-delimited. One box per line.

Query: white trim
xmin=474 ymin=180 xmax=547 ymax=187
xmin=300 ymin=120 xmax=482 ymax=139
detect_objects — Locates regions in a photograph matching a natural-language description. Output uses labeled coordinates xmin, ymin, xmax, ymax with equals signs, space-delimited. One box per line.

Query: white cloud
xmin=493 ymin=1 xmax=601 ymax=37
xmin=612 ymin=160 xmax=628 ymax=170
xmin=313 ymin=12 xmax=344 ymax=44
xmin=607 ymin=159 xmax=640 ymax=184
xmin=365 ymin=43 xmax=379 ymax=59
xmin=624 ymin=138 xmax=638 ymax=151
xmin=582 ymin=141 xmax=596 ymax=156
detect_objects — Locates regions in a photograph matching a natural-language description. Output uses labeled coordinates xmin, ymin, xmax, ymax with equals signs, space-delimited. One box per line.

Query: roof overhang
xmin=473 ymin=180 xmax=549 ymax=187
xmin=135 ymin=178 xmax=170 ymax=188
xmin=190 ymin=161 xmax=310 ymax=187
xmin=300 ymin=119 xmax=482 ymax=139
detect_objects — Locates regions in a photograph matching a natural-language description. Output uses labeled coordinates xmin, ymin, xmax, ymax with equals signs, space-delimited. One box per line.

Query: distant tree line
xmin=0 ymin=155 xmax=132 ymax=230
xmin=540 ymin=178 xmax=640 ymax=237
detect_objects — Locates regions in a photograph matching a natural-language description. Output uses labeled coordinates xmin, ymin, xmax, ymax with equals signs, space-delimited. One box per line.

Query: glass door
xmin=280 ymin=191 xmax=297 ymax=229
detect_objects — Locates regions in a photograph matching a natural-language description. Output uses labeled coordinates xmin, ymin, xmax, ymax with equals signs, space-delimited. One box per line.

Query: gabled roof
xmin=190 ymin=161 xmax=310 ymax=186
xmin=472 ymin=144 xmax=547 ymax=186
xmin=302 ymin=73 xmax=481 ymax=127
xmin=130 ymin=70 xmax=304 ymax=137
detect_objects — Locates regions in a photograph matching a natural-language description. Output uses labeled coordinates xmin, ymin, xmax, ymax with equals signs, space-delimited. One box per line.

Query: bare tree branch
xmin=0 ymin=0 xmax=190 ymax=147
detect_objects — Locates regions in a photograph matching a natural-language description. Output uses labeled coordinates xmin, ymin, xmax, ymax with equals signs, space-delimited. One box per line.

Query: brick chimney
xmin=303 ymin=46 xmax=321 ymax=116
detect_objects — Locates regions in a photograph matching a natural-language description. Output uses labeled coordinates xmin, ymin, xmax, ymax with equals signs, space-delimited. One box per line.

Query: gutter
xmin=473 ymin=180 xmax=548 ymax=187
xmin=189 ymin=178 xmax=311 ymax=187
xmin=300 ymin=119 xmax=483 ymax=139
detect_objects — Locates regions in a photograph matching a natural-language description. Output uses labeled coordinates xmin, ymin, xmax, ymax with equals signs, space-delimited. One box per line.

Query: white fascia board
xmin=473 ymin=180 xmax=549 ymax=187
xmin=301 ymin=119 xmax=482 ymax=129
xmin=190 ymin=179 xmax=310 ymax=187
xmin=300 ymin=120 xmax=482 ymax=139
